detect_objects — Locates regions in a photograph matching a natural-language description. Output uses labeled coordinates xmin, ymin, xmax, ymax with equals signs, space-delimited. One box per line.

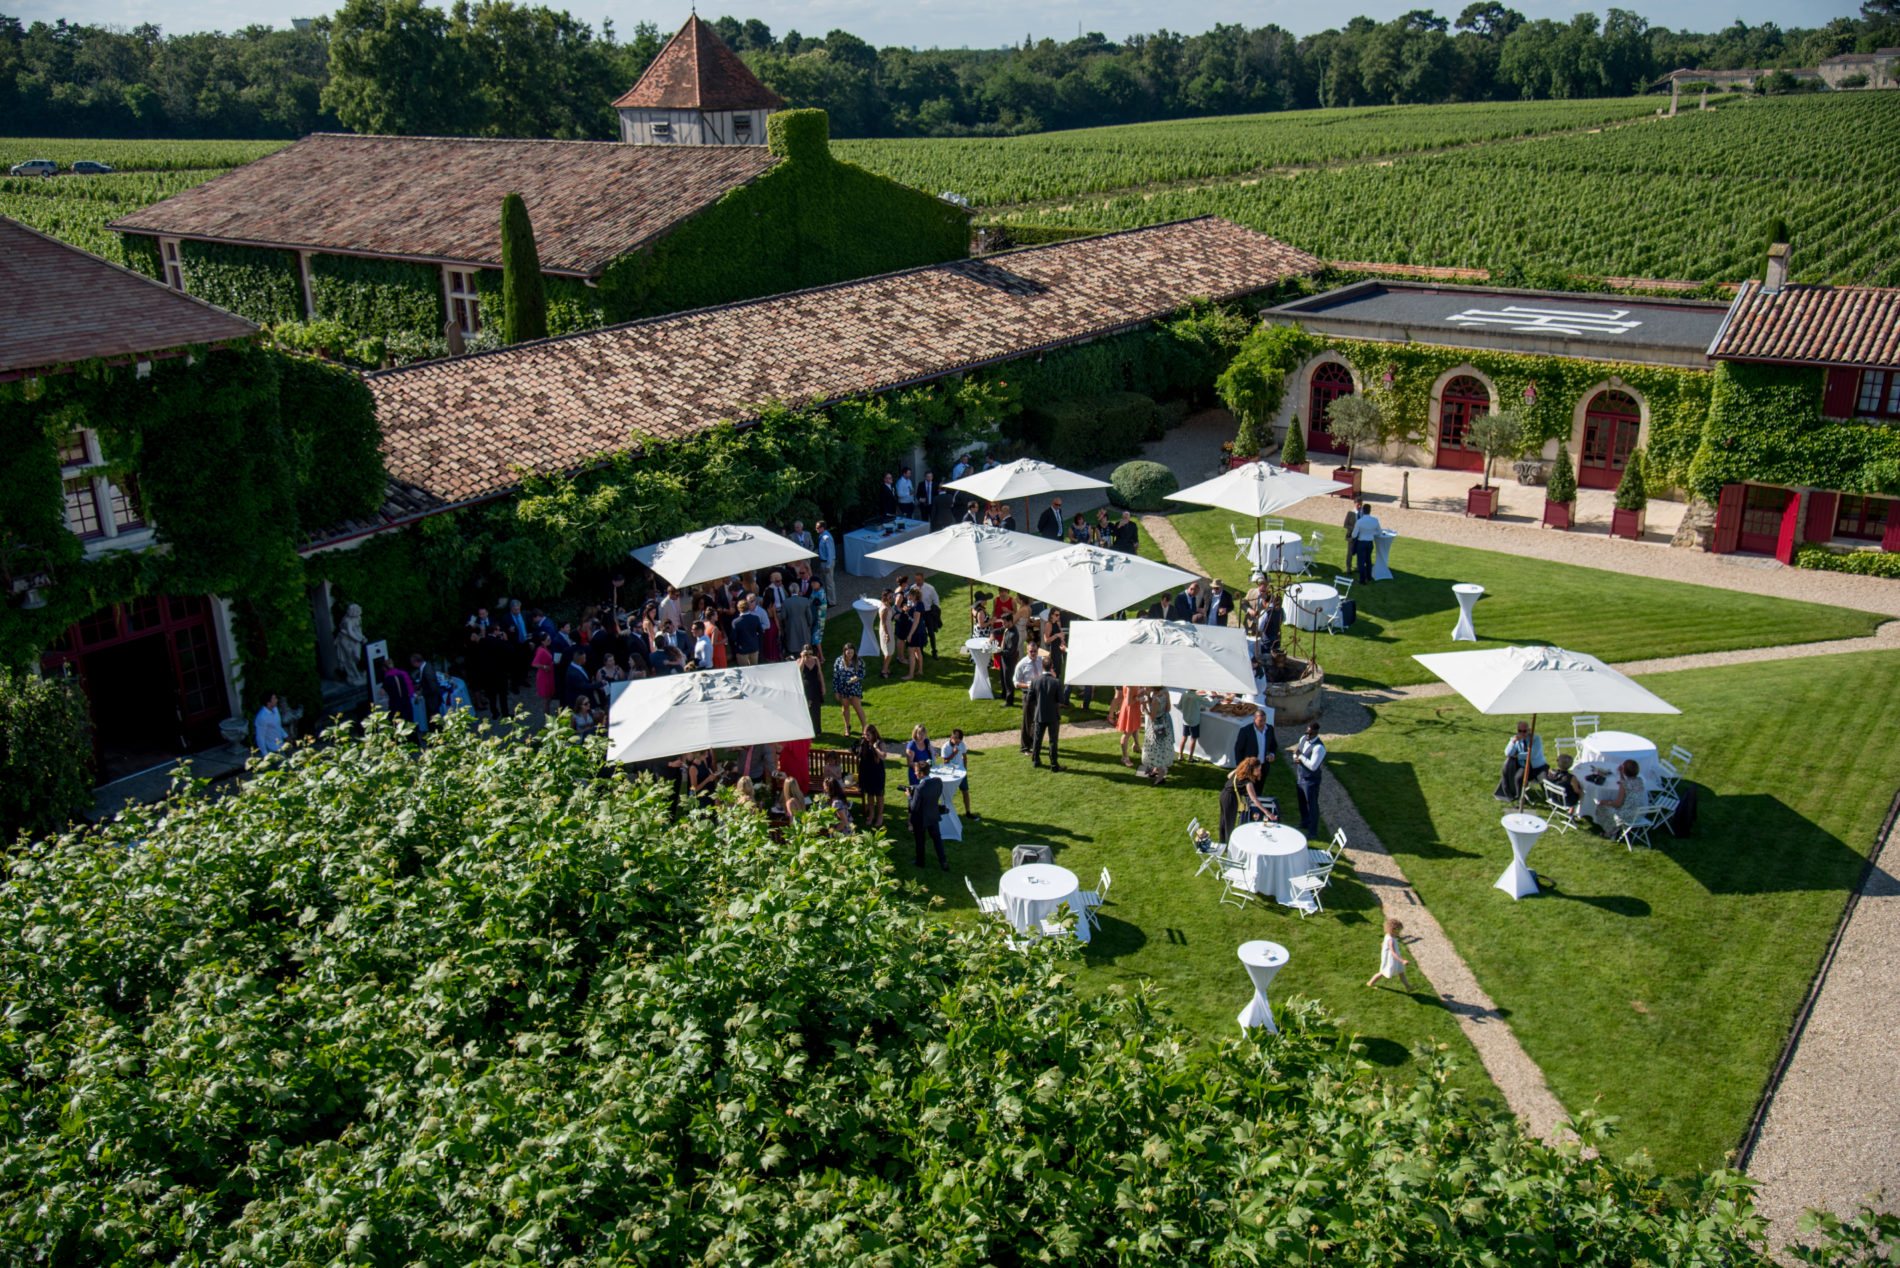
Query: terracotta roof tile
xmin=1711 ymin=280 xmax=1900 ymax=367
xmin=109 ymin=134 xmax=778 ymax=277
xmin=0 ymin=215 xmax=258 ymax=377
xmin=368 ymin=218 xmax=1321 ymax=505
xmin=613 ymin=16 xmax=784 ymax=111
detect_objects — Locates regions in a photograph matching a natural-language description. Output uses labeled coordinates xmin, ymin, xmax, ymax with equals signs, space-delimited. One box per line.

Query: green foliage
xmin=1281 ymin=413 xmax=1308 ymax=464
xmin=1021 ymin=393 xmax=1154 ymax=469
xmin=305 ymin=512 xmax=481 ymax=663
xmin=499 ymin=191 xmax=548 ymax=344
xmin=117 ymin=229 xmax=163 ymax=280
xmin=1615 ymin=447 xmax=1649 ymax=510
xmin=1109 ymin=459 xmax=1180 ymax=510
xmin=0 ymin=710 xmax=1813 ymax=1263
xmin=309 ymin=252 xmax=443 ymax=341
xmin=177 ymin=239 xmax=304 ymax=325
xmin=597 ymin=110 xmax=971 ymax=322
xmin=1465 ymin=407 xmax=1526 ymax=489
xmin=1688 ymin=361 xmax=1900 ymax=501
xmin=471 ymin=268 xmax=603 ymax=338
xmin=1008 ymin=301 xmax=1252 ymax=420
xmin=268 ymin=318 xmax=386 ymax=367
xmin=973 ymin=222 xmax=1102 ymax=248
xmin=1794 ymin=542 xmax=1900 ymax=578
xmin=1547 ymin=438 xmax=1578 ymax=502
xmin=277 ymin=356 xmax=386 ymax=532
xmin=0 ymin=671 xmax=92 ymax=840
xmin=1324 ymin=392 xmax=1386 ymax=469
xmin=1217 ymin=323 xmax=1318 ymax=452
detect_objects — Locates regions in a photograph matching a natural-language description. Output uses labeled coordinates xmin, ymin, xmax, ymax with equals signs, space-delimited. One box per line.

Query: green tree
xmin=1281 ymin=414 xmax=1308 ymax=465
xmin=1465 ymin=406 xmax=1526 ymax=489
xmin=1547 ymin=438 xmax=1578 ymax=503
xmin=323 ymin=0 xmax=472 ymax=134
xmin=499 ymin=191 xmax=548 ymax=344
xmin=0 ymin=670 xmax=91 ymax=840
xmin=1616 ymin=446 xmax=1649 ymax=511
xmin=1324 ymin=392 xmax=1385 ymax=469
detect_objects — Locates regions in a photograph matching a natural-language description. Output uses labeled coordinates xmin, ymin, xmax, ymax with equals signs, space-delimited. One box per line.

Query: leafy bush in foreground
xmin=0 ymin=713 xmax=1862 ymax=1264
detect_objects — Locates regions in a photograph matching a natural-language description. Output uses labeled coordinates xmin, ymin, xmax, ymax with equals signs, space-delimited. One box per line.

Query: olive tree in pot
xmin=1543 ymin=440 xmax=1578 ymax=529
xmin=1280 ymin=414 xmax=1309 ymax=472
xmin=1323 ymin=394 xmax=1384 ymax=499
xmin=1463 ymin=408 xmax=1525 ymax=519
xmin=1612 ymin=448 xmax=1649 ymax=539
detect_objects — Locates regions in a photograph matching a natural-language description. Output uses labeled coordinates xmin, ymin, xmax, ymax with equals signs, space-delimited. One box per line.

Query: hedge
xmin=277 ymin=355 xmax=386 ymax=533
xmin=310 ymin=253 xmax=443 ymax=342
xmin=178 ymin=238 xmax=304 ymax=326
xmin=1022 ymin=392 xmax=1155 ymax=469
xmin=1795 ymin=542 xmax=1900 ymax=578
xmin=1110 ymin=460 xmax=1180 ymax=510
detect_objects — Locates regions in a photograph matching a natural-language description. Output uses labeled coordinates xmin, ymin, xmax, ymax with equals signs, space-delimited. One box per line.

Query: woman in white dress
xmin=1136 ymin=685 xmax=1175 ymax=785
xmin=877 ymin=587 xmax=898 ymax=678
xmin=1367 ymin=917 xmax=1411 ymax=990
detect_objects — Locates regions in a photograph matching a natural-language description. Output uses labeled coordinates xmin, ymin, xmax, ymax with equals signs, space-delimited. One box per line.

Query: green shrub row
xmin=1795 ymin=541 xmax=1900 ymax=577
xmin=1023 ymin=391 xmax=1157 ymax=469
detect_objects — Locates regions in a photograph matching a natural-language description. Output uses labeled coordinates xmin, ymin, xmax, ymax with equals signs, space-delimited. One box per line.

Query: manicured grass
xmin=865 ymin=731 xmax=1500 ymax=1104
xmin=1168 ymin=508 xmax=1884 ymax=691
xmin=1325 ymin=650 xmax=1900 ymax=1175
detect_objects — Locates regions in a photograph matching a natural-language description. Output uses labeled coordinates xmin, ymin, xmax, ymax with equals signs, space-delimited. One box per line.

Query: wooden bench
xmin=810 ymin=747 xmax=868 ymax=808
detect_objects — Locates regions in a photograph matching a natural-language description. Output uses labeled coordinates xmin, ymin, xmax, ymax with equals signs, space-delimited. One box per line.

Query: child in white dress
xmin=1367 ymin=917 xmax=1411 ymax=990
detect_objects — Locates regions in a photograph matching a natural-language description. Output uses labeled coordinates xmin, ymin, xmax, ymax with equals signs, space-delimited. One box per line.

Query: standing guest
xmin=561 ymin=657 xmax=594 ymax=707
xmin=730 ymin=597 xmax=765 ymax=667
xmin=570 ymin=695 xmax=598 ymax=739
xmin=254 ymin=692 xmax=287 ymax=755
xmin=1257 ymin=596 xmax=1285 ymax=655
xmin=484 ymin=625 xmax=513 ymax=717
xmin=814 ymin=521 xmax=835 ymax=596
xmin=918 ymin=470 xmax=940 ymax=525
xmin=1168 ymin=581 xmax=1203 ymax=624
xmin=657 ymin=586 xmax=682 ymax=631
xmin=902 ymin=589 xmax=928 ymax=679
xmin=692 ymin=620 xmax=716 ymax=670
xmin=1042 ymin=606 xmax=1068 ymax=684
xmin=1014 ymin=636 xmax=1043 ymax=752
xmin=1138 ymin=685 xmax=1175 ymax=785
xmin=826 ymin=776 xmax=854 ymax=833
xmin=1038 ymin=495 xmax=1064 ymax=539
xmin=594 ymin=652 xmax=627 ymax=696
xmin=1343 ymin=501 xmax=1359 ymax=543
xmin=1113 ymin=684 xmax=1143 ymax=766
xmin=909 ymin=767 xmax=948 ymax=871
xmin=378 ymin=657 xmax=416 ymax=727
xmin=879 ymin=472 xmax=899 ymax=518
xmin=938 ymin=727 xmax=976 ymax=819
xmin=759 ymin=583 xmax=783 ymax=664
xmin=1292 ymin=721 xmax=1328 ymax=836
xmin=797 ymin=643 xmax=825 ymax=735
xmin=809 ymin=575 xmax=828 ymax=639
xmin=904 ymin=723 xmax=933 ymax=789
xmin=1496 ymin=721 xmax=1548 ymax=802
xmin=1028 ymin=652 xmax=1064 ymax=771
xmin=783 ymin=587 xmax=812 ymax=659
xmin=1176 ymin=687 xmax=1203 ymax=763
xmin=877 ymin=589 xmax=899 ymax=678
xmin=506 ymin=599 xmax=532 ymax=689
xmin=1218 ymin=757 xmax=1276 ymax=843
xmin=411 ymin=652 xmax=445 ymax=719
xmin=896 ymin=467 xmax=917 ymax=520
xmin=997 ymin=618 xmax=1021 ymax=708
xmin=991 ymin=588 xmax=1017 ymax=636
xmin=1367 ymin=918 xmax=1413 ymax=991
xmin=833 ymin=643 xmax=868 ymax=736
xmin=1113 ymin=511 xmax=1139 ymax=553
xmin=950 ymin=455 xmax=972 ymax=514
xmin=531 ymin=634 xmax=557 ymax=719
xmin=1208 ymin=579 xmax=1235 ymax=628
xmin=788 ymin=520 xmax=814 ymax=552
xmin=1351 ymin=501 xmax=1381 ymax=584
xmin=857 ymin=724 xmax=889 ymax=828
xmin=465 ymin=625 xmax=494 ymax=714
xmin=1232 ymin=707 xmax=1278 ymax=770
xmin=676 ymin=749 xmax=719 ymax=807
xmin=918 ymin=575 xmax=942 ymax=657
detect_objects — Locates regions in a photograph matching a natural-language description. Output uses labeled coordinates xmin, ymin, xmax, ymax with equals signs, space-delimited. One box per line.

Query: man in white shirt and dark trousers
xmin=1293 ymin=721 xmax=1327 ymax=836
xmin=1350 ymin=502 xmax=1380 ymax=584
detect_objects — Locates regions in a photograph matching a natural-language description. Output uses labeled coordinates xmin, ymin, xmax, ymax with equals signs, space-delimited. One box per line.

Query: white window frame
xmin=443 ymin=266 xmax=483 ymax=336
xmin=58 ymin=428 xmax=152 ymax=548
xmin=159 ymin=236 xmax=187 ymax=291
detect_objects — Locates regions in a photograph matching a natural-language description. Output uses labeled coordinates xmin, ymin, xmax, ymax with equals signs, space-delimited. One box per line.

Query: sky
xmin=13 ymin=0 xmax=1866 ymax=46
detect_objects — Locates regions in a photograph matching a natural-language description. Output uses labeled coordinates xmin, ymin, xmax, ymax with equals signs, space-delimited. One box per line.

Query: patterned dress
xmin=1138 ymin=689 xmax=1175 ymax=778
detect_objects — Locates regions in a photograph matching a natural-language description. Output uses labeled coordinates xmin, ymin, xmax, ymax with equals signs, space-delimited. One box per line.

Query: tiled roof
xmin=304 ymin=476 xmax=455 ymax=552
xmin=1710 ymin=280 xmax=1900 ymax=367
xmin=109 ymin=134 xmax=779 ymax=277
xmin=0 ymin=216 xmax=258 ymax=377
xmin=368 ymin=217 xmax=1321 ymax=504
xmin=613 ymin=16 xmax=784 ymax=111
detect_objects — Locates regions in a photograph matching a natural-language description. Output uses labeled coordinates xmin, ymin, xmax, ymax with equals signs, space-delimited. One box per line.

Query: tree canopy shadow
xmin=1325 ymin=749 xmax=1482 ymax=861
xmin=1661 ymin=791 xmax=1870 ymax=896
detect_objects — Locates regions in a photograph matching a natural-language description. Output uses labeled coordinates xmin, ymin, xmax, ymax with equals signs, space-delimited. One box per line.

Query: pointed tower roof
xmin=613 ymin=15 xmax=785 ymax=111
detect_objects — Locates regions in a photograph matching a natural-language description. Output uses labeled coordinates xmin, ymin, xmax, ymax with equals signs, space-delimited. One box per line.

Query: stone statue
xmin=443 ymin=318 xmax=466 ymax=357
xmin=336 ymin=603 xmax=367 ymax=685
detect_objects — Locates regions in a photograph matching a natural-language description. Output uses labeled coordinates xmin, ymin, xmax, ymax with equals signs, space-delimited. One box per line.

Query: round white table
xmin=1496 ymin=812 xmax=1547 ymax=900
xmin=963 ymin=636 xmax=997 ymax=700
xmin=1236 ymin=940 xmax=1289 ymax=1034
xmin=852 ymin=597 xmax=884 ymax=658
xmin=1248 ymin=529 xmax=1305 ymax=573
xmin=1579 ymin=731 xmax=1659 ymax=785
xmin=1283 ymin=582 xmax=1339 ymax=632
xmin=998 ymin=863 xmax=1090 ymax=942
xmin=1372 ymin=529 xmax=1398 ymax=581
xmin=930 ymin=764 xmax=966 ymax=840
xmin=1227 ymin=822 xmax=1313 ymax=903
xmin=1450 ymin=583 xmax=1484 ymax=641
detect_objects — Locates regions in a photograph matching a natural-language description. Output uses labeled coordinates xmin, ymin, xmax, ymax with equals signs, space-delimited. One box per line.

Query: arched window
xmin=1435 ymin=375 xmax=1490 ymax=471
xmin=1579 ymin=390 xmax=1641 ymax=489
xmin=1307 ymin=361 xmax=1353 ymax=455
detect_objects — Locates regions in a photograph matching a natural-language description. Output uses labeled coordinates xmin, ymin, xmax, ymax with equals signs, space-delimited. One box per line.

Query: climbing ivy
xmin=472 ymin=270 xmax=602 ymax=339
xmin=1686 ymin=361 xmax=1900 ymax=502
xmin=310 ymin=254 xmax=442 ymax=342
xmin=178 ymin=240 xmax=304 ymax=326
xmin=119 ymin=233 xmax=164 ymax=283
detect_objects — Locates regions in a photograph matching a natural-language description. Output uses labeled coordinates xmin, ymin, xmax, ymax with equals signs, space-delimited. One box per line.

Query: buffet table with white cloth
xmin=1170 ymin=691 xmax=1269 ymax=767
xmin=998 ymin=863 xmax=1091 ymax=942
xmin=1283 ymin=582 xmax=1339 ymax=632
xmin=1226 ymin=822 xmax=1314 ymax=903
xmin=842 ymin=519 xmax=928 ymax=577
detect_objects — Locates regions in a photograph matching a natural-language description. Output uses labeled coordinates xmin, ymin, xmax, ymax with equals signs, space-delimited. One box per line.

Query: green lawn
xmin=1325 ymin=650 xmax=1900 ymax=1175
xmin=1168 ymin=508 xmax=1884 ymax=691
xmin=865 ymin=731 xmax=1500 ymax=1105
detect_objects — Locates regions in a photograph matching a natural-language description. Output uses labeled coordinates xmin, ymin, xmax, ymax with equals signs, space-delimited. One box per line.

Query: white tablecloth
xmin=1170 ymin=693 xmax=1269 ymax=767
xmin=1248 ymin=529 xmax=1305 ymax=572
xmin=852 ymin=597 xmax=884 ymax=658
xmin=998 ymin=863 xmax=1090 ymax=941
xmin=1579 ymin=731 xmax=1659 ymax=785
xmin=930 ymin=765 xmax=965 ymax=841
xmin=1372 ymin=530 xmax=1397 ymax=581
xmin=1227 ymin=822 xmax=1313 ymax=902
xmin=1237 ymin=939 xmax=1289 ymax=1033
xmin=842 ymin=519 xmax=928 ymax=576
xmin=1284 ymin=582 xmax=1338 ymax=632
xmin=1496 ymin=812 xmax=1547 ymax=900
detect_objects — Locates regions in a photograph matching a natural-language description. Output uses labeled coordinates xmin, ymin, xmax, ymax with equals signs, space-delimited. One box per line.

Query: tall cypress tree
xmin=499 ymin=192 xmax=547 ymax=345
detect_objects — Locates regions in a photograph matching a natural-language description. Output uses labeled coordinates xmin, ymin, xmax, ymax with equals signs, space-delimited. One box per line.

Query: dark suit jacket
xmin=1167 ymin=591 xmax=1200 ymax=623
xmin=1037 ymin=507 xmax=1062 ymax=538
xmin=1112 ymin=521 xmax=1139 ymax=552
xmin=1232 ymin=723 xmax=1278 ymax=768
xmin=879 ymin=483 xmax=899 ymax=517
xmin=908 ymin=777 xmax=945 ymax=828
xmin=1029 ymin=673 xmax=1064 ymax=727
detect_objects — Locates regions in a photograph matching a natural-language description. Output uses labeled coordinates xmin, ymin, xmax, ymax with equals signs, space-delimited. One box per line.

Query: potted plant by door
xmin=1323 ymin=395 xmax=1384 ymax=498
xmin=1280 ymin=415 xmax=1309 ymax=472
xmin=1611 ymin=449 xmax=1648 ymax=539
xmin=1543 ymin=440 xmax=1578 ymax=529
xmin=1463 ymin=408 xmax=1525 ymax=519
xmin=1215 ymin=346 xmax=1286 ymax=468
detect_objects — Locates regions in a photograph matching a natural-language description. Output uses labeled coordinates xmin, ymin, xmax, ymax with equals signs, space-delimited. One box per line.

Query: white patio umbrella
xmin=983 ymin=544 xmax=1196 ymax=620
xmin=1064 ymin=619 xmax=1256 ymax=694
xmin=865 ymin=521 xmax=1064 ymax=577
xmin=1412 ymin=645 xmax=1680 ymax=808
xmin=606 ymin=663 xmax=813 ymax=763
xmin=944 ymin=458 xmax=1110 ymax=532
xmin=629 ymin=524 xmax=814 ymax=589
xmin=1166 ymin=461 xmax=1352 ymax=559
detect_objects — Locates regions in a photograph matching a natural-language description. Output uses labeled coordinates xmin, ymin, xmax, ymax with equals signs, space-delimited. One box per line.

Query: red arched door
xmin=1435 ymin=375 xmax=1490 ymax=471
xmin=1307 ymin=362 xmax=1353 ymax=457
xmin=1579 ymin=390 xmax=1641 ymax=489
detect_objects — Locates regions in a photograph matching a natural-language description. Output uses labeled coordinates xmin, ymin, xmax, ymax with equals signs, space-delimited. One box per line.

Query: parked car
xmin=71 ymin=160 xmax=114 ymax=174
xmin=9 ymin=159 xmax=57 ymax=177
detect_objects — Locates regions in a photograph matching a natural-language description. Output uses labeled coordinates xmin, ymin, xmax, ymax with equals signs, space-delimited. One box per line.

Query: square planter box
xmin=1466 ymin=485 xmax=1499 ymax=518
xmin=1542 ymin=499 xmax=1574 ymax=530
xmin=1331 ymin=466 xmax=1361 ymax=499
xmin=1282 ymin=461 xmax=1309 ymax=474
xmin=1611 ymin=506 xmax=1647 ymax=540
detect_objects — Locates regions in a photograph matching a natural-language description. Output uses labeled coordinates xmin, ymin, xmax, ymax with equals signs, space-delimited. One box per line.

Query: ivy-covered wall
xmin=120 ymin=233 xmax=164 ymax=283
xmin=178 ymin=240 xmax=304 ymax=326
xmin=597 ymin=109 xmax=970 ymax=322
xmin=310 ymin=254 xmax=443 ymax=342
xmin=473 ymin=269 xmax=602 ymax=338
xmin=1686 ymin=361 xmax=1900 ymax=502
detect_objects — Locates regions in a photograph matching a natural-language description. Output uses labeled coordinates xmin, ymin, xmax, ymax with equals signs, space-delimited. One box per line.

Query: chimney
xmin=1763 ymin=242 xmax=1791 ymax=294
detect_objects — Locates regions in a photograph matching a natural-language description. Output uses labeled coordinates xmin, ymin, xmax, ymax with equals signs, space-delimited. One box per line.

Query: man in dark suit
xmin=1112 ymin=512 xmax=1139 ymax=553
xmin=1232 ymin=708 xmax=1278 ymax=770
xmin=909 ymin=772 xmax=948 ymax=870
xmin=919 ymin=470 xmax=941 ymax=526
xmin=878 ymin=473 xmax=899 ymax=519
xmin=1028 ymin=655 xmax=1064 ymax=771
xmin=1167 ymin=581 xmax=1203 ymax=624
xmin=998 ymin=621 xmax=1022 ymax=707
xmin=1037 ymin=496 xmax=1064 ymax=539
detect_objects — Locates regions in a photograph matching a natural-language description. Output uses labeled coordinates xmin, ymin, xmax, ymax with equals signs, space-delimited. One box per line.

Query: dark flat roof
xmin=1267 ymin=281 xmax=1730 ymax=368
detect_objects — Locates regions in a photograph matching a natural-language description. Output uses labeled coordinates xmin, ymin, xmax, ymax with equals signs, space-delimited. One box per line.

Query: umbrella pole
xmin=1516 ymin=713 xmax=1538 ymax=811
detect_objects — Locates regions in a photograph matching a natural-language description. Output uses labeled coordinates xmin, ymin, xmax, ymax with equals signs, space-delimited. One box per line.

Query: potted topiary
xmin=1323 ymin=395 xmax=1384 ymax=499
xmin=1280 ymin=415 xmax=1309 ymax=472
xmin=1543 ymin=441 xmax=1578 ymax=530
xmin=1232 ymin=411 xmax=1266 ymax=470
xmin=1463 ymin=408 xmax=1525 ymax=519
xmin=1612 ymin=449 xmax=1648 ymax=539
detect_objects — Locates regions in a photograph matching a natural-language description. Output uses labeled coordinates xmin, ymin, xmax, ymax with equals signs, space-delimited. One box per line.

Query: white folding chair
xmin=1553 ymin=736 xmax=1580 ymax=758
xmin=1332 ymin=575 xmax=1355 ymax=598
xmin=1654 ymin=745 xmax=1692 ymax=798
xmin=1541 ymin=778 xmax=1583 ymax=834
xmin=1077 ymin=867 xmax=1111 ymax=913
xmin=1612 ymin=801 xmax=1670 ymax=851
xmin=1262 ymin=517 xmax=1285 ymax=530
xmin=1287 ymin=858 xmax=1336 ymax=917
xmin=1570 ymin=714 xmax=1600 ymax=738
xmin=1669 ymin=744 xmax=1694 ymax=774
xmin=1325 ymin=576 xmax=1355 ymax=635
xmin=1231 ymin=523 xmax=1251 ymax=561
xmin=1218 ymin=860 xmax=1257 ymax=908
xmin=1197 ymin=839 xmax=1230 ymax=879
xmin=964 ymin=875 xmax=1007 ymax=920
xmin=1308 ymin=529 xmax=1326 ymax=552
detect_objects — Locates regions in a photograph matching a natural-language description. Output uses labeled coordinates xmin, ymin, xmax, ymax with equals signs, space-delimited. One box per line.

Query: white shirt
xmin=938 ymin=738 xmax=967 ymax=770
xmin=658 ymin=595 xmax=681 ymax=627
xmin=254 ymin=704 xmax=286 ymax=754
xmin=1353 ymin=514 xmax=1381 ymax=542
xmin=1013 ymin=656 xmax=1043 ymax=687
xmin=694 ymin=635 xmax=714 ymax=669
xmin=1295 ymin=736 xmax=1328 ymax=773
xmin=920 ymin=581 xmax=940 ymax=610
xmin=895 ymin=475 xmax=915 ymax=505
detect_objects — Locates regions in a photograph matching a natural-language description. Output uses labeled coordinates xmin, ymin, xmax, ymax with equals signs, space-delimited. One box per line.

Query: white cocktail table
xmin=1451 ymin=583 xmax=1484 ymax=641
xmin=930 ymin=764 xmax=966 ymax=841
xmin=842 ymin=519 xmax=927 ymax=577
xmin=1283 ymin=582 xmax=1339 ymax=632
xmin=1497 ymin=812 xmax=1547 ymax=899
xmin=1237 ymin=939 xmax=1289 ymax=1034
xmin=1373 ymin=529 xmax=1398 ymax=581
xmin=1579 ymin=731 xmax=1659 ymax=785
xmin=964 ymin=636 xmax=997 ymax=700
xmin=1248 ymin=529 xmax=1305 ymax=573
xmin=853 ymin=598 xmax=883 ymax=658
xmin=1227 ymin=822 xmax=1312 ymax=903
xmin=999 ymin=863 xmax=1089 ymax=942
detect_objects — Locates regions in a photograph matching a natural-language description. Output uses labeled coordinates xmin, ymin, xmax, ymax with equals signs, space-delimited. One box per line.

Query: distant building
xmin=1818 ymin=49 xmax=1900 ymax=90
xmin=614 ymin=15 xmax=784 ymax=145
xmin=1655 ymin=66 xmax=1823 ymax=91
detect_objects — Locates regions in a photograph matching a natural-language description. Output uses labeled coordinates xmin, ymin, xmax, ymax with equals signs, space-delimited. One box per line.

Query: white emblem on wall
xmin=1445 ymin=306 xmax=1644 ymax=337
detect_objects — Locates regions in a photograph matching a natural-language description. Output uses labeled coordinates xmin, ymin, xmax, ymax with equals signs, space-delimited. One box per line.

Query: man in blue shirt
xmin=815 ymin=520 xmax=836 ymax=595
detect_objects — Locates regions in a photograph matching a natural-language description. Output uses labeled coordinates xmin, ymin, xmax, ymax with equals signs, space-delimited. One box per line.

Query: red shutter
xmin=1711 ymin=483 xmax=1745 ymax=554
xmin=1804 ymin=490 xmax=1839 ymax=544
xmin=1822 ymin=368 xmax=1859 ymax=418
xmin=1883 ymin=501 xmax=1900 ymax=553
xmin=1775 ymin=491 xmax=1803 ymax=563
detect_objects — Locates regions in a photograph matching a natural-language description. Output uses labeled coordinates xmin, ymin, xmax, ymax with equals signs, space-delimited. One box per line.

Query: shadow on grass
xmin=1660 ymin=791 xmax=1870 ymax=896
xmin=1537 ymin=878 xmax=1653 ymax=918
xmin=1325 ymin=750 xmax=1483 ymax=861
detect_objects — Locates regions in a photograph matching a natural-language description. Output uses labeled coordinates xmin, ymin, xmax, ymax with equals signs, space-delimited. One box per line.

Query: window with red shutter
xmin=1821 ymin=368 xmax=1859 ymax=417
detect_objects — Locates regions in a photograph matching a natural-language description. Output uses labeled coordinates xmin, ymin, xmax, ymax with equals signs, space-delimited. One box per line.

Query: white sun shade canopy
xmin=606 ymin=663 xmax=814 ymax=763
xmin=1064 ymin=619 xmax=1256 ymax=694
xmin=629 ymin=524 xmax=814 ymax=588
xmin=1411 ymin=645 xmax=1681 ymax=717
xmin=1166 ymin=461 xmax=1351 ymax=519
xmin=943 ymin=457 xmax=1110 ymax=503
xmin=982 ymin=544 xmax=1196 ymax=620
xmin=865 ymin=522 xmax=1065 ymax=577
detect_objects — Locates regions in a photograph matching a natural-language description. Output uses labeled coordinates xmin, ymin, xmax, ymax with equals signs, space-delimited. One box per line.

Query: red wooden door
xmin=1775 ymin=491 xmax=1802 ymax=563
xmin=1579 ymin=390 xmax=1641 ymax=489
xmin=1434 ymin=376 xmax=1489 ymax=472
xmin=1803 ymin=491 xmax=1839 ymax=545
xmin=1711 ymin=483 xmax=1746 ymax=554
xmin=1735 ymin=485 xmax=1793 ymax=556
xmin=1307 ymin=362 xmax=1352 ymax=456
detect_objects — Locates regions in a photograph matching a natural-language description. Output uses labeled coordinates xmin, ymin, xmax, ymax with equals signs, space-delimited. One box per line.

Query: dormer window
xmin=650 ymin=120 xmax=672 ymax=137
xmin=733 ymin=115 xmax=752 ymax=136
